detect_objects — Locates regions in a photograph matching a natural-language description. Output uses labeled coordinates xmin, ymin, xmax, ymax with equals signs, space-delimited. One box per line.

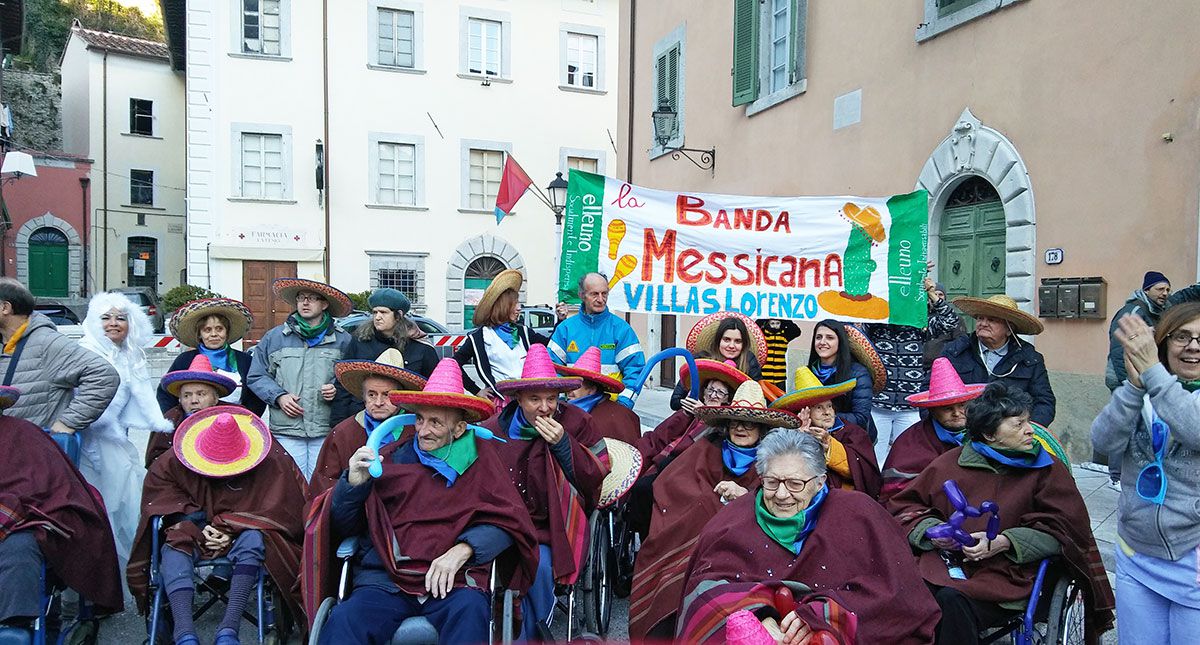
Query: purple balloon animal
xmin=924 ymin=480 xmax=1001 ymax=549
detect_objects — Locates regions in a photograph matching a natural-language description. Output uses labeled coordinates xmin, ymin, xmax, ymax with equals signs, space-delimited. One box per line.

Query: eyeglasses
xmin=728 ymin=420 xmax=759 ymax=431
xmin=703 ymin=386 xmax=730 ymax=398
xmin=1136 ymin=418 xmax=1169 ymax=505
xmin=296 ymin=294 xmax=325 ymax=303
xmin=1167 ymin=331 xmax=1200 ymax=348
xmin=761 ymin=474 xmax=821 ymax=494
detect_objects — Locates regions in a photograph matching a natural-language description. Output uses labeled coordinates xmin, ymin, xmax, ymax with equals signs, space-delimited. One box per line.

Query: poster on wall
xmin=557 ymin=170 xmax=930 ymax=327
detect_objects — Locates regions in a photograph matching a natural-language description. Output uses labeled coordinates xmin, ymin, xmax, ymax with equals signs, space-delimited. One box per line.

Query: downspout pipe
xmin=101 ymin=50 xmax=109 ymax=290
xmin=80 ymin=177 xmax=90 ymax=295
xmin=321 ymin=0 xmax=332 ymax=281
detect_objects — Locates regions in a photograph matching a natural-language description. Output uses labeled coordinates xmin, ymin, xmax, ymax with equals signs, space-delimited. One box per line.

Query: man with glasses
xmin=247 ymin=278 xmax=353 ymax=479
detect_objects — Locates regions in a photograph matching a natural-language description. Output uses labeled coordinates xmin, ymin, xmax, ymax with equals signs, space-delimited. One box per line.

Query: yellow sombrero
xmin=173 ymin=405 xmax=272 ymax=478
xmin=769 ymin=367 xmax=857 ymax=413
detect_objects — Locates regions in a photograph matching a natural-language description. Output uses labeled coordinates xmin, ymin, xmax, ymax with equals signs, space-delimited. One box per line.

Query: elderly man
xmin=549 ymin=272 xmax=645 ymax=400
xmin=1106 ymin=271 xmax=1172 ymax=391
xmin=145 ymin=354 xmax=241 ymax=467
xmin=557 ymin=345 xmax=641 ymax=444
xmin=305 ymin=358 xmax=537 ymax=644
xmin=247 ymin=278 xmax=353 ymax=479
xmin=480 ymin=344 xmax=610 ymax=639
xmin=0 ymin=278 xmax=118 ymax=444
xmin=940 ymin=294 xmax=1056 ymax=426
xmin=309 ymin=348 xmax=427 ymax=497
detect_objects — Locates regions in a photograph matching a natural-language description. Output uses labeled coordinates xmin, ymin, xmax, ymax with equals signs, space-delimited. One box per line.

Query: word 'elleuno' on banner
xmin=556 ymin=171 xmax=929 ymax=327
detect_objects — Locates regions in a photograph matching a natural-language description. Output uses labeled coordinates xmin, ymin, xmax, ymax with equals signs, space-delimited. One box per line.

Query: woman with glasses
xmin=890 ymin=383 xmax=1113 ymax=644
xmin=629 ymin=381 xmax=799 ymax=640
xmin=676 ymin=430 xmax=939 ymax=644
xmin=1092 ymin=302 xmax=1200 ymax=643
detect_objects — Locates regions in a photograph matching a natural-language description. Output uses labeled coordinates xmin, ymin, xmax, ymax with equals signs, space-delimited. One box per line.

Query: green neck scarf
xmin=755 ymin=489 xmax=813 ymax=555
xmin=417 ymin=431 xmax=479 ymax=486
xmin=1180 ymin=378 xmax=1200 ymax=393
xmin=290 ymin=312 xmax=332 ymax=340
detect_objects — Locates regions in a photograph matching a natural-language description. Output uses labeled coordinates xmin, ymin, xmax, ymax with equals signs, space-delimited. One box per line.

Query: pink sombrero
xmin=694 ymin=381 xmax=800 ymax=429
xmin=769 ymin=367 xmax=857 ymax=413
xmin=388 ymin=358 xmax=495 ymax=423
xmin=173 ymin=405 xmax=272 ymax=478
xmin=335 ymin=348 xmax=427 ymax=398
xmin=678 ymin=358 xmax=750 ymax=391
xmin=272 ymin=277 xmax=353 ymax=317
xmin=905 ymin=357 xmax=986 ymax=408
xmin=161 ymin=354 xmax=238 ymax=398
xmin=685 ymin=312 xmax=769 ymax=367
xmin=169 ymin=298 xmax=254 ymax=348
xmin=554 ymin=346 xmax=623 ymax=394
xmin=495 ymin=344 xmax=582 ymax=396
xmin=0 ymin=385 xmax=19 ymax=410
xmin=842 ymin=325 xmax=887 ymax=394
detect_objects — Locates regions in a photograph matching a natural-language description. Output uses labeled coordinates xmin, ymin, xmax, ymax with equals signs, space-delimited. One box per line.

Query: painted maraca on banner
xmin=608 ymin=254 xmax=638 ymax=289
xmin=607 ymin=218 xmax=626 ymax=260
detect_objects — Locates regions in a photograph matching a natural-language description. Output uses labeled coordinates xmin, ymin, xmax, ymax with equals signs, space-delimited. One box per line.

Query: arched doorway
xmin=938 ymin=176 xmax=1006 ymax=306
xmin=28 ymin=227 xmax=69 ymax=297
xmin=463 ymin=256 xmax=508 ymax=328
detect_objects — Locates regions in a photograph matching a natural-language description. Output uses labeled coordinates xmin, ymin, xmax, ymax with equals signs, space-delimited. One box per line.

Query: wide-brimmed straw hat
xmin=905 ymin=357 xmax=986 ymax=408
xmin=598 ymin=439 xmax=643 ymax=508
xmin=553 ymin=346 xmax=623 ymax=394
xmin=335 ymin=348 xmax=427 ymax=398
xmin=842 ymin=325 xmax=887 ymax=394
xmin=174 ymin=405 xmax=272 ymax=478
xmin=694 ymin=381 xmax=800 ymax=429
xmin=769 ymin=367 xmax=857 ymax=413
xmin=161 ymin=354 xmax=238 ymax=398
xmin=0 ymin=386 xmax=19 ymax=410
xmin=678 ymin=358 xmax=750 ymax=391
xmin=474 ymin=269 xmax=523 ymax=321
xmin=953 ymin=294 xmax=1044 ymax=336
xmin=685 ymin=312 xmax=768 ymax=367
xmin=495 ymin=344 xmax=582 ymax=395
xmin=272 ymin=278 xmax=353 ymax=318
xmin=169 ymin=298 xmax=254 ymax=348
xmin=388 ymin=358 xmax=495 ymax=422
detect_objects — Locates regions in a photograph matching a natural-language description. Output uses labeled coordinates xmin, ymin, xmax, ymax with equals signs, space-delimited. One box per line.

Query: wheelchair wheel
xmin=307 ymin=597 xmax=336 ymax=645
xmin=1043 ymin=576 xmax=1086 ymax=645
xmin=581 ymin=511 xmax=613 ymax=637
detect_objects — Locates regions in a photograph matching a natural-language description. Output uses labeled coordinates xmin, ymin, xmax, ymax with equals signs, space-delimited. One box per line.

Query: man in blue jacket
xmin=548 ymin=273 xmax=645 ymax=400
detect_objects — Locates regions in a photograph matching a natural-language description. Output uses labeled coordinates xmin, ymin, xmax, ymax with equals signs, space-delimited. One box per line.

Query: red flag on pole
xmin=494 ymin=154 xmax=534 ymax=224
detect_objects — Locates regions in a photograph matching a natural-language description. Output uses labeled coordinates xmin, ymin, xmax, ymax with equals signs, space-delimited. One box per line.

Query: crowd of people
xmin=0 ymin=264 xmax=1196 ymax=644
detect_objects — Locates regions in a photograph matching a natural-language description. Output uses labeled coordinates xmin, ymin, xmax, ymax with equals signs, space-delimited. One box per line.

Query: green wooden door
xmin=28 ymin=228 xmax=70 ymax=297
xmin=938 ymin=178 xmax=1006 ymax=330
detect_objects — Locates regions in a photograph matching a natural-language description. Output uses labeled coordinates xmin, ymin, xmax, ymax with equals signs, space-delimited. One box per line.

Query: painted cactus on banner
xmin=557 ymin=170 xmax=929 ymax=327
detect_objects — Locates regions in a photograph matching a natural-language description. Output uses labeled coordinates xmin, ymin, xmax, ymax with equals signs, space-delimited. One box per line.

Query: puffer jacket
xmin=1105 ymin=291 xmax=1161 ymax=391
xmin=246 ymin=319 xmax=351 ymax=438
xmin=941 ymin=333 xmax=1056 ymax=426
xmin=547 ymin=308 xmax=645 ymax=398
xmin=0 ymin=313 xmax=119 ymax=430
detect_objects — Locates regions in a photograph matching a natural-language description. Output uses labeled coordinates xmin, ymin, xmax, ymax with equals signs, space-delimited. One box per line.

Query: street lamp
xmin=546 ymin=171 xmax=568 ymax=225
xmin=650 ymin=97 xmax=716 ymax=175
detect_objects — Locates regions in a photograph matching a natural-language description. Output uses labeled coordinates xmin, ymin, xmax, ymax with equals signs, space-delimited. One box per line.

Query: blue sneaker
xmin=213 ymin=627 xmax=240 ymax=645
xmin=174 ymin=633 xmax=199 ymax=645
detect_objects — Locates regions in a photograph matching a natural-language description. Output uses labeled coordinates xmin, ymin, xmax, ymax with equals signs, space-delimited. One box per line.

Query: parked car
xmin=112 ymin=287 xmax=165 ymax=333
xmin=521 ymin=305 xmax=557 ymax=337
xmin=33 ymin=302 xmax=81 ymax=327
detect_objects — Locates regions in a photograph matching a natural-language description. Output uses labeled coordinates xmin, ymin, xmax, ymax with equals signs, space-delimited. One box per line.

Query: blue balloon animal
xmin=616 ymin=348 xmax=699 ymax=409
xmin=365 ymin=413 xmax=505 ymax=478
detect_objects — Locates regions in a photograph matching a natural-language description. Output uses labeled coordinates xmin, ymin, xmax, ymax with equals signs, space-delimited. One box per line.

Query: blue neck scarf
xmin=722 ymin=440 xmax=758 ymax=476
xmin=494 ymin=323 xmax=519 ymax=349
xmin=506 ymin=407 xmax=538 ymax=440
xmin=414 ymin=433 xmax=478 ymax=487
xmin=197 ymin=343 xmax=234 ymax=372
xmin=829 ymin=417 xmax=844 ymax=434
xmin=974 ymin=442 xmax=1054 ymax=469
xmin=571 ymin=393 xmax=606 ymax=414
xmin=813 ymin=363 xmax=837 ymax=382
xmin=363 ymin=412 xmax=382 ymax=435
xmin=932 ymin=419 xmax=965 ymax=447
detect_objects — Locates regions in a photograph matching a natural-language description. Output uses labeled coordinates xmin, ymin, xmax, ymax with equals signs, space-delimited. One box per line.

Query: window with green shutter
xmin=651 ymin=25 xmax=686 ymax=156
xmin=731 ymin=0 xmax=758 ymax=106
xmin=732 ymin=0 xmax=807 ymax=113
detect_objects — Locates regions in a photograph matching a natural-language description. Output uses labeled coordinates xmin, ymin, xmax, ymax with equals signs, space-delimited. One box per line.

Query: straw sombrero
xmin=678 ymin=358 xmax=750 ymax=391
xmin=685 ymin=312 xmax=768 ymax=367
xmin=0 ymin=386 xmax=19 ymax=410
xmin=495 ymin=344 xmax=582 ymax=396
xmin=173 ymin=405 xmax=272 ymax=478
xmin=953 ymin=294 xmax=1044 ymax=336
xmin=553 ymin=346 xmax=623 ymax=394
xmin=169 ymin=298 xmax=254 ymax=348
xmin=694 ymin=381 xmax=800 ymax=429
xmin=474 ymin=269 xmax=523 ymax=322
xmin=843 ymin=325 xmax=887 ymax=394
xmin=388 ymin=358 xmax=495 ymax=423
xmin=161 ymin=354 xmax=238 ymax=398
xmin=598 ymin=439 xmax=643 ymax=508
xmin=272 ymin=277 xmax=353 ymax=318
xmin=769 ymin=367 xmax=857 ymax=413
xmin=905 ymin=357 xmax=985 ymax=408
xmin=335 ymin=348 xmax=427 ymax=398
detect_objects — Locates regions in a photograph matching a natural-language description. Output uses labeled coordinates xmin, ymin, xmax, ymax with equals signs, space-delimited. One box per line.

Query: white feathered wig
xmin=79 ymin=291 xmax=155 ymax=372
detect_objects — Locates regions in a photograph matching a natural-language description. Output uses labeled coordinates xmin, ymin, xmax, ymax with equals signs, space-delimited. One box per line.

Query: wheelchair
xmin=145 ymin=517 xmax=293 ymax=645
xmin=307 ymin=537 xmax=516 ymax=645
xmin=978 ymin=559 xmax=1088 ymax=645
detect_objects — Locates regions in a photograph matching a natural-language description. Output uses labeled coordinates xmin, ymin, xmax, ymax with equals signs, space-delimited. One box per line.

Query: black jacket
xmin=453 ymin=325 xmax=549 ymax=395
xmin=329 ymin=332 xmax=439 ymax=426
xmin=940 ymin=334 xmax=1056 ymax=426
xmin=156 ymin=348 xmax=265 ymax=416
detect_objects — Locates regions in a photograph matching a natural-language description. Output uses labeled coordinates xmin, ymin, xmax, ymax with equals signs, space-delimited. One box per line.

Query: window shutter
xmin=731 ymin=0 xmax=758 ymax=106
xmin=666 ymin=45 xmax=679 ymax=110
xmin=655 ymin=51 xmax=669 ymax=106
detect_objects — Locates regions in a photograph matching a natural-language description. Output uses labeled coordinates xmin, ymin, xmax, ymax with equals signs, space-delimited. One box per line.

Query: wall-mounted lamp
xmin=651 ymin=98 xmax=716 ymax=176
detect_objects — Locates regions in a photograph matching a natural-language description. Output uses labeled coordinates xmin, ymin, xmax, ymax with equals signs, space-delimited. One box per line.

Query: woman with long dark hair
xmin=807 ymin=319 xmax=877 ymax=437
xmin=672 ymin=312 xmax=764 ymax=410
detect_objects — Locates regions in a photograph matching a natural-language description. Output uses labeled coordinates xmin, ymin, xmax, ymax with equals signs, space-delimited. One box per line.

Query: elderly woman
xmin=157 ymin=298 xmax=264 ymax=417
xmin=558 ymin=345 xmax=641 ymax=444
xmin=629 ymin=381 xmax=800 ymax=640
xmin=454 ymin=269 xmax=550 ymax=404
xmin=79 ymin=291 xmax=174 ymax=567
xmin=677 ymin=430 xmax=939 ymax=644
xmin=1092 ymin=303 xmax=1200 ymax=643
xmin=891 ymin=383 xmax=1113 ymax=644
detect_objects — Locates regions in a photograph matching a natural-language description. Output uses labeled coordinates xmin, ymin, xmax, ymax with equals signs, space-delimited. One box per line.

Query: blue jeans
xmin=0 ymin=532 xmax=42 ymax=622
xmin=519 ymin=544 xmax=555 ymax=641
xmin=1116 ymin=543 xmax=1200 ymax=644
xmin=319 ymin=586 xmax=488 ymax=644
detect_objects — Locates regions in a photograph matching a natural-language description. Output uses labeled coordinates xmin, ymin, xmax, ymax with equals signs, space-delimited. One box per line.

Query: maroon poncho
xmin=635 ymin=410 xmax=705 ymax=475
xmin=307 ymin=412 xmax=406 ymax=498
xmin=302 ymin=436 xmax=538 ymax=625
xmin=127 ymin=440 xmax=309 ymax=620
xmin=826 ymin=421 xmax=882 ymax=498
xmin=629 ymin=433 xmax=761 ymax=640
xmin=0 ymin=416 xmax=123 ymax=615
xmin=879 ymin=417 xmax=954 ymax=504
xmin=480 ymin=401 xmax=609 ymax=584
xmin=887 ymin=443 xmax=1115 ymax=644
xmin=587 ymin=398 xmax=642 ymax=445
xmin=679 ymin=488 xmax=940 ymax=644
